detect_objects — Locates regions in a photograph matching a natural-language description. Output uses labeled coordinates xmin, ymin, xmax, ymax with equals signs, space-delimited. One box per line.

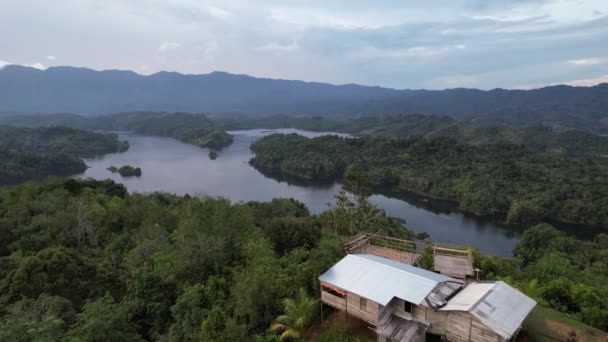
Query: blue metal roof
xmin=319 ymin=254 xmax=454 ymax=306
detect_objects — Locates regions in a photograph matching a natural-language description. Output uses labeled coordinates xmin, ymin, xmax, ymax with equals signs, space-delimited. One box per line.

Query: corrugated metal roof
xmin=439 ymin=283 xmax=495 ymax=311
xmin=318 ymin=254 xmax=454 ymax=306
xmin=440 ymin=281 xmax=536 ymax=339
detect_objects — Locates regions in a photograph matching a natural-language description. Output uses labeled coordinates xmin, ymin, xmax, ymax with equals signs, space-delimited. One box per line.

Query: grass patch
xmin=523 ymin=305 xmax=607 ymax=342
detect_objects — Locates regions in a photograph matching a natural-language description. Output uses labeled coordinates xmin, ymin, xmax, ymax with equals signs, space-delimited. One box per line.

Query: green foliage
xmin=0 ymin=177 xmax=606 ymax=339
xmin=0 ymin=247 xmax=103 ymax=308
xmin=264 ymin=216 xmax=321 ymax=255
xmin=251 ymin=134 xmax=608 ymax=226
xmin=232 ymin=237 xmax=285 ymax=332
xmin=107 ymin=165 xmax=142 ymax=177
xmin=123 ymin=268 xmax=176 ymax=340
xmin=64 ymin=293 xmax=143 ymax=342
xmin=0 ymin=125 xmax=128 ymax=185
xmin=1 ymin=112 xmax=234 ymax=150
xmin=317 ymin=323 xmax=358 ymax=342
xmin=270 ymin=287 xmax=317 ymax=342
xmin=168 ymin=278 xmax=228 ymax=342
xmin=0 ymin=125 xmax=128 ymax=158
xmin=510 ymin=224 xmax=608 ymax=329
xmin=417 ymin=243 xmax=434 ymax=270
xmin=217 ymin=114 xmax=608 ymax=156
xmin=200 ymin=306 xmax=249 ymax=342
xmin=0 ymin=294 xmax=75 ymax=342
xmin=0 ymin=149 xmax=86 ymax=184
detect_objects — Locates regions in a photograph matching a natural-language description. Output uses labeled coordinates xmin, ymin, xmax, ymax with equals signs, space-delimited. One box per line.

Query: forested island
xmin=108 ymin=165 xmax=142 ymax=177
xmin=0 ymin=126 xmax=129 ymax=184
xmin=217 ymin=114 xmax=608 ymax=157
xmin=0 ymin=178 xmax=605 ymax=341
xmin=250 ymin=134 xmax=608 ymax=226
xmin=0 ymin=112 xmax=234 ymax=150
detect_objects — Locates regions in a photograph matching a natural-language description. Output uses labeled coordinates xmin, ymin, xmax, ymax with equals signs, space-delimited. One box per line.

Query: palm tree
xmin=270 ymin=288 xmax=318 ymax=341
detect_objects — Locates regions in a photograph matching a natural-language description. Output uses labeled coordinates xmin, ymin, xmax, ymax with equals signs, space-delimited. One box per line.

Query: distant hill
xmin=1 ymin=65 xmax=608 ymax=133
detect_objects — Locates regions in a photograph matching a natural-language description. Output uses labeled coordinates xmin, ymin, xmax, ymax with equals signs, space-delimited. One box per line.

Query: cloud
xmin=27 ymin=62 xmax=46 ymax=69
xmin=1 ymin=0 xmax=608 ymax=89
xmin=159 ymin=41 xmax=181 ymax=53
xmin=46 ymin=55 xmax=56 ymax=60
xmin=562 ymin=74 xmax=608 ymax=86
xmin=255 ymin=41 xmax=299 ymax=52
xmin=207 ymin=6 xmax=232 ymax=20
xmin=568 ymin=57 xmax=604 ymax=65
xmin=0 ymin=59 xmax=45 ymax=70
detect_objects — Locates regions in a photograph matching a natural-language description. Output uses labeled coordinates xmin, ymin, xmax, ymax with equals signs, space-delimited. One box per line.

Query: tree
xmin=64 ymin=293 xmax=143 ymax=342
xmin=199 ymin=306 xmax=249 ymax=342
xmin=169 ymin=277 xmax=228 ymax=342
xmin=264 ymin=217 xmax=321 ymax=255
xmin=0 ymin=294 xmax=75 ymax=342
xmin=515 ymin=224 xmax=563 ymax=264
xmin=270 ymin=288 xmax=317 ymax=341
xmin=232 ymin=238 xmax=285 ymax=332
xmin=0 ymin=247 xmax=101 ymax=308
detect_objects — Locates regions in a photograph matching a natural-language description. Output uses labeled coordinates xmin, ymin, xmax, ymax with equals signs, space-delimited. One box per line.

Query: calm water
xmin=79 ymin=129 xmax=522 ymax=256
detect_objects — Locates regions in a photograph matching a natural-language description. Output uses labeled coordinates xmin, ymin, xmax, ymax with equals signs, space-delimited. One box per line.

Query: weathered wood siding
xmin=413 ymin=305 xmax=426 ymax=322
xmin=470 ymin=319 xmax=501 ymax=342
xmin=446 ymin=312 xmax=472 ymax=342
xmin=346 ymin=292 xmax=379 ymax=325
xmin=387 ymin=298 xmax=415 ymax=321
xmin=321 ymin=291 xmax=346 ymax=310
xmin=426 ymin=308 xmax=449 ymax=336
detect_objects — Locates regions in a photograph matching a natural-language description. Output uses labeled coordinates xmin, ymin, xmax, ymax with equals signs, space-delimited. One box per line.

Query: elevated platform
xmin=345 ymin=233 xmax=420 ymax=265
xmin=433 ymin=245 xmax=474 ymax=279
xmin=345 ymin=233 xmax=475 ymax=279
xmin=377 ymin=315 xmax=428 ymax=342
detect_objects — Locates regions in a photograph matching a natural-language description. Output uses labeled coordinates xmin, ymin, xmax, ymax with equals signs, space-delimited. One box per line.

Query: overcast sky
xmin=1 ymin=0 xmax=607 ymax=89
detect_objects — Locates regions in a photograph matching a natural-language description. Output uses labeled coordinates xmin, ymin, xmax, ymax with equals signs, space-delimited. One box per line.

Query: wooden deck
xmin=433 ymin=245 xmax=474 ymax=279
xmin=377 ymin=316 xmax=428 ymax=342
xmin=345 ymin=233 xmax=475 ymax=279
xmin=350 ymin=244 xmax=420 ymax=265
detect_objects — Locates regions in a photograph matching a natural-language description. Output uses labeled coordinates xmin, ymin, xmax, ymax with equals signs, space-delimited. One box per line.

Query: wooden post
xmin=320 ymin=290 xmax=324 ymax=324
xmin=345 ymin=294 xmax=349 ymax=324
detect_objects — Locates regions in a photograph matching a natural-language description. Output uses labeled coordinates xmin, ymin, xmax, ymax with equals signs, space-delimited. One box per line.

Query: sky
xmin=1 ymin=0 xmax=607 ymax=89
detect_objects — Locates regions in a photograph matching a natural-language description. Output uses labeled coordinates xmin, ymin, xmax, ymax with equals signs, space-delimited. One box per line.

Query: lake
xmin=79 ymin=129 xmax=523 ymax=256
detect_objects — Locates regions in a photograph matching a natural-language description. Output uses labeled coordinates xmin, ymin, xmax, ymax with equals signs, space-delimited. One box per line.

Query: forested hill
xmin=250 ymin=134 xmax=608 ymax=226
xmin=2 ymin=65 xmax=608 ymax=133
xmin=0 ymin=125 xmax=129 ymax=158
xmin=216 ymin=114 xmax=608 ymax=157
xmin=0 ymin=112 xmax=234 ymax=150
xmin=0 ymin=125 xmax=128 ymax=184
xmin=0 ymin=178 xmax=606 ymax=339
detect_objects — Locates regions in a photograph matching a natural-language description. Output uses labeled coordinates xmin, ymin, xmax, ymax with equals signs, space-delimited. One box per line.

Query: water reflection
xmin=79 ymin=128 xmax=527 ymax=256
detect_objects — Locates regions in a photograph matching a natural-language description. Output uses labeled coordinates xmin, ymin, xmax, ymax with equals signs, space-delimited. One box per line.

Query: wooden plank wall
xmin=321 ymin=291 xmax=347 ymax=311
xmin=426 ymin=308 xmax=449 ymax=336
xmin=470 ymin=319 xmax=501 ymax=342
xmin=446 ymin=312 xmax=472 ymax=342
xmin=346 ymin=292 xmax=379 ymax=325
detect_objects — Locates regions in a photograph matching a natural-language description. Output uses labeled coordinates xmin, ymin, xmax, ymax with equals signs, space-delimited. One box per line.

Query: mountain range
xmin=1 ymin=65 xmax=607 ymax=133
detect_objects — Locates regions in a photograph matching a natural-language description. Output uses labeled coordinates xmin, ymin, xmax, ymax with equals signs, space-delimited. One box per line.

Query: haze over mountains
xmin=1 ymin=65 xmax=608 ymax=133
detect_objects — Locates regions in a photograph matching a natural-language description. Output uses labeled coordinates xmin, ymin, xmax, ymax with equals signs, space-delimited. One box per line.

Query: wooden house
xmin=319 ymin=254 xmax=536 ymax=342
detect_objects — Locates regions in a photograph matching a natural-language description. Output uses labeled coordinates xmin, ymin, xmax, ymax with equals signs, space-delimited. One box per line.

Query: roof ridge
xmin=351 ymin=254 xmax=442 ymax=285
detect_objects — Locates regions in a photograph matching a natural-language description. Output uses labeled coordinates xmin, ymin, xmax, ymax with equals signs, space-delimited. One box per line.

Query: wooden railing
xmin=321 ymin=291 xmax=347 ymax=310
xmin=366 ymin=233 xmax=419 ymax=254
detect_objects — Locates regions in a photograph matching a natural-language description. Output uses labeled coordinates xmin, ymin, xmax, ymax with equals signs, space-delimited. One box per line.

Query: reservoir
xmin=79 ymin=129 xmax=523 ymax=256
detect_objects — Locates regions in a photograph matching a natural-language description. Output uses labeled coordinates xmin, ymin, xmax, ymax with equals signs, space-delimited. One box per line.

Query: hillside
xmin=1 ymin=65 xmax=608 ymax=133
xmin=0 ymin=112 xmax=234 ymax=150
xmin=0 ymin=126 xmax=128 ymax=184
xmin=216 ymin=114 xmax=608 ymax=157
xmin=250 ymin=134 xmax=608 ymax=226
